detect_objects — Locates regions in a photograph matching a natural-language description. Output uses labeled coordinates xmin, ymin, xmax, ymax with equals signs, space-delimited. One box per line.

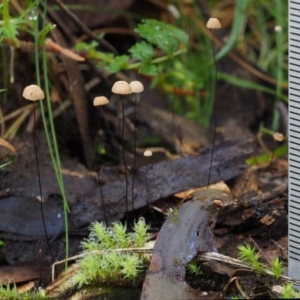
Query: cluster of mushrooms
xmin=93 ymin=80 xmax=152 ymax=159
xmin=20 ymin=15 xmax=223 ymax=219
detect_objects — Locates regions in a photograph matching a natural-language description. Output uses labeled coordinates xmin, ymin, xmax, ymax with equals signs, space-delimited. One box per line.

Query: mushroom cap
xmin=274 ymin=25 xmax=282 ymax=32
xmin=129 ymin=81 xmax=144 ymax=93
xmin=93 ymin=96 xmax=109 ymax=106
xmin=273 ymin=132 xmax=284 ymax=142
xmin=206 ymin=18 xmax=221 ymax=29
xmin=143 ymin=149 xmax=152 ymax=157
xmin=22 ymin=85 xmax=45 ymax=101
xmin=112 ymin=81 xmax=132 ymax=95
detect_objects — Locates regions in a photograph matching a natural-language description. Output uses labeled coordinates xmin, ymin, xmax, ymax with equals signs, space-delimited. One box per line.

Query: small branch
xmin=54 ymin=0 xmax=118 ymax=55
xmin=249 ymin=237 xmax=272 ymax=267
xmin=249 ymin=181 xmax=287 ymax=205
xmin=1 ymin=37 xmax=85 ymax=61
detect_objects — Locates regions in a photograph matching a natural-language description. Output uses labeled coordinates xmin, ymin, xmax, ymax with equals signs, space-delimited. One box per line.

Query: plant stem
xmin=207 ymin=29 xmax=217 ymax=188
xmin=2 ymin=0 xmax=10 ymax=29
xmin=1 ymin=46 xmax=8 ymax=104
xmin=89 ymin=48 xmax=187 ymax=70
xmin=120 ymin=96 xmax=129 ymax=215
xmin=127 ymin=48 xmax=187 ymax=70
xmin=34 ymin=0 xmax=70 ymax=268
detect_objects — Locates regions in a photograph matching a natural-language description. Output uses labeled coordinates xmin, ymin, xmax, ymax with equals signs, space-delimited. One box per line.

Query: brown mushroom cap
xmin=206 ymin=18 xmax=221 ymax=29
xmin=129 ymin=81 xmax=144 ymax=93
xmin=22 ymin=85 xmax=45 ymax=101
xmin=93 ymin=96 xmax=109 ymax=106
xmin=143 ymin=149 xmax=152 ymax=157
xmin=112 ymin=81 xmax=132 ymax=95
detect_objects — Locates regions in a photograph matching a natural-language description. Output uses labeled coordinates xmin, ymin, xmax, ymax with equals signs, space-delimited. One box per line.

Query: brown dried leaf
xmin=0 ymin=137 xmax=17 ymax=155
xmin=45 ymin=38 xmax=85 ymax=62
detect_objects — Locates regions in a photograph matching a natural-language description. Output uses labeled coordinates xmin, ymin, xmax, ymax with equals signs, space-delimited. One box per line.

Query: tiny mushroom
xmin=112 ymin=81 xmax=132 ymax=95
xmin=22 ymin=85 xmax=45 ymax=101
xmin=144 ymin=149 xmax=153 ymax=157
xmin=130 ymin=81 xmax=144 ymax=93
xmin=273 ymin=132 xmax=284 ymax=142
xmin=93 ymin=96 xmax=109 ymax=106
xmin=274 ymin=25 xmax=282 ymax=32
xmin=206 ymin=18 xmax=222 ymax=29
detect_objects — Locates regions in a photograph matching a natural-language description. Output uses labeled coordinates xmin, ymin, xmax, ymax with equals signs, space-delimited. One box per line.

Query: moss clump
xmin=0 ymin=284 xmax=47 ymax=300
xmin=71 ymin=218 xmax=150 ymax=288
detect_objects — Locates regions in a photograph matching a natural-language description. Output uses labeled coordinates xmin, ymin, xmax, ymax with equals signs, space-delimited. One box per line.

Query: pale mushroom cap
xmin=112 ymin=81 xmax=132 ymax=95
xmin=273 ymin=132 xmax=284 ymax=142
xmin=22 ymin=85 xmax=45 ymax=101
xmin=206 ymin=18 xmax=221 ymax=29
xmin=129 ymin=81 xmax=144 ymax=93
xmin=144 ymin=149 xmax=152 ymax=157
xmin=274 ymin=25 xmax=282 ymax=32
xmin=93 ymin=96 xmax=109 ymax=106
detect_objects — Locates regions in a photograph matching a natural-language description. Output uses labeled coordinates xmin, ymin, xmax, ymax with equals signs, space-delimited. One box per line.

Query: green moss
xmin=71 ymin=218 xmax=150 ymax=288
xmin=0 ymin=284 xmax=48 ymax=300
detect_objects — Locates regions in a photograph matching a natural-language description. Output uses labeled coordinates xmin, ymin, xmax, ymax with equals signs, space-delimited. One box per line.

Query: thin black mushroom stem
xmin=144 ymin=149 xmax=153 ymax=207
xmin=129 ymin=81 xmax=144 ymax=210
xmin=206 ymin=17 xmax=222 ymax=188
xmin=112 ymin=81 xmax=132 ymax=217
xmin=22 ymin=84 xmax=54 ymax=263
xmin=93 ymin=96 xmax=110 ymax=226
xmin=38 ymin=239 xmax=43 ymax=287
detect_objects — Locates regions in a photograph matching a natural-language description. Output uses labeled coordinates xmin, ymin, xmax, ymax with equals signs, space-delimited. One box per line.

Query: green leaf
xmin=187 ymin=261 xmax=202 ymax=276
xmin=75 ymin=40 xmax=98 ymax=52
xmin=245 ymin=144 xmax=287 ymax=165
xmin=129 ymin=41 xmax=153 ymax=61
xmin=139 ymin=62 xmax=158 ymax=75
xmin=0 ymin=161 xmax=12 ymax=169
xmin=215 ymin=0 xmax=251 ymax=60
xmin=270 ymin=257 xmax=283 ymax=279
xmin=217 ymin=71 xmax=288 ymax=102
xmin=105 ymin=55 xmax=129 ymax=73
xmin=143 ymin=19 xmax=189 ymax=45
xmin=2 ymin=18 xmax=28 ymax=40
xmin=38 ymin=23 xmax=56 ymax=44
xmin=114 ymin=55 xmax=129 ymax=67
xmin=136 ymin=19 xmax=188 ymax=54
xmin=2 ymin=23 xmax=18 ymax=39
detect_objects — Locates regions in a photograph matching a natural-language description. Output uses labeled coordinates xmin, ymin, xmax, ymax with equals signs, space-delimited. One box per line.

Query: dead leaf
xmin=0 ymin=257 xmax=52 ymax=284
xmin=0 ymin=137 xmax=17 ymax=155
xmin=45 ymin=38 xmax=85 ymax=62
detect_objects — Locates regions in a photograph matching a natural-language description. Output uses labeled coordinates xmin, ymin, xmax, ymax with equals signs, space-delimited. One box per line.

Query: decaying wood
xmin=140 ymin=189 xmax=235 ymax=300
xmin=0 ymin=136 xmax=254 ymax=230
xmin=136 ymin=102 xmax=211 ymax=153
xmin=71 ymin=136 xmax=254 ymax=227
xmin=198 ymin=252 xmax=299 ymax=285
xmin=0 ymin=257 xmax=52 ymax=285
xmin=218 ymin=181 xmax=288 ymax=236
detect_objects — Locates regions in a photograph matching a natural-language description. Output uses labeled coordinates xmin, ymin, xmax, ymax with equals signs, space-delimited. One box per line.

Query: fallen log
xmin=71 ymin=136 xmax=254 ymax=227
xmin=0 ymin=136 xmax=254 ymax=229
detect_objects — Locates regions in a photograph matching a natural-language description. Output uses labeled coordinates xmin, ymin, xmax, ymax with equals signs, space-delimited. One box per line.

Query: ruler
xmin=289 ymin=0 xmax=300 ymax=281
